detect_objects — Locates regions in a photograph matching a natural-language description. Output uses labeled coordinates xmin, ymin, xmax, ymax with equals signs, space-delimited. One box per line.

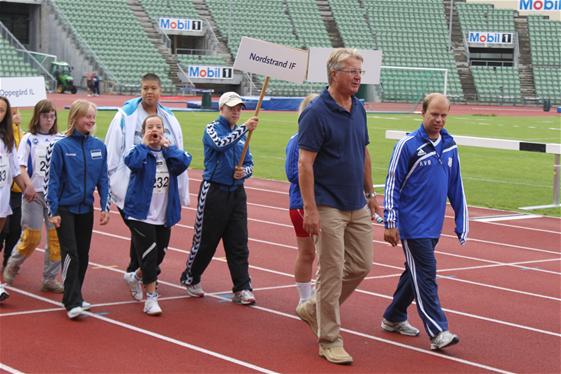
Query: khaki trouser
xmin=304 ymin=205 xmax=373 ymax=348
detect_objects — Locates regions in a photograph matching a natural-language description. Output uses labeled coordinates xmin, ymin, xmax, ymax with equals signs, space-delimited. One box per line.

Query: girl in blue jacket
xmin=123 ymin=114 xmax=191 ymax=315
xmin=46 ymin=100 xmax=110 ymax=319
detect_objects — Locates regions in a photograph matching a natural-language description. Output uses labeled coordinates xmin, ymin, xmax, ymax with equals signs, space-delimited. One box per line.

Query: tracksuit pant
xmin=118 ymin=208 xmax=139 ymax=273
xmin=6 ymin=193 xmax=60 ymax=280
xmin=298 ymin=206 xmax=373 ymax=348
xmin=383 ymin=238 xmax=448 ymax=338
xmin=57 ymin=208 xmax=93 ymax=311
xmin=0 ymin=191 xmax=22 ymax=267
xmin=128 ymin=220 xmax=170 ymax=285
xmin=180 ymin=181 xmax=252 ymax=293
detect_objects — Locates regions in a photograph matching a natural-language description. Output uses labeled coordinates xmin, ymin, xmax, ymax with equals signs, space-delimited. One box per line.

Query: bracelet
xmin=365 ymin=191 xmax=376 ymax=199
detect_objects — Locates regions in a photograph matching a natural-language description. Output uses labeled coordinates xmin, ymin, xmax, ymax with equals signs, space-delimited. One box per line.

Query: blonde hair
xmin=298 ymin=93 xmax=319 ymax=115
xmin=66 ymin=99 xmax=96 ymax=136
xmin=326 ymin=48 xmax=363 ymax=85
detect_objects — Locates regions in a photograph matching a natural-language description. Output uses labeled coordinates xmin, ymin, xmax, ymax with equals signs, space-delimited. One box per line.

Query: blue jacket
xmin=384 ymin=124 xmax=469 ymax=244
xmin=124 ymin=145 xmax=191 ymax=227
xmin=202 ymin=115 xmax=253 ymax=190
xmin=285 ymin=133 xmax=302 ymax=209
xmin=46 ymin=130 xmax=110 ymax=216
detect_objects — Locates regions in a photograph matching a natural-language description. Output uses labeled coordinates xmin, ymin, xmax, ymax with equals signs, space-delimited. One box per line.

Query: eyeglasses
xmin=337 ymin=69 xmax=366 ymax=76
xmin=40 ymin=113 xmax=56 ymax=120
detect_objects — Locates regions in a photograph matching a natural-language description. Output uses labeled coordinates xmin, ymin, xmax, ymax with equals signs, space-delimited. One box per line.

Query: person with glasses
xmin=296 ymin=48 xmax=382 ymax=365
xmin=179 ymin=92 xmax=259 ymax=306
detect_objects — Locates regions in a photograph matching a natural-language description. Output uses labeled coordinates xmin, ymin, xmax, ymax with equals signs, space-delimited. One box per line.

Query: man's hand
xmin=233 ymin=166 xmax=245 ymax=180
xmin=49 ymin=216 xmax=61 ymax=228
xmin=244 ymin=117 xmax=259 ymax=131
xmin=100 ymin=211 xmax=110 ymax=225
xmin=303 ymin=207 xmax=320 ymax=236
xmin=367 ymin=196 xmax=383 ymax=221
xmin=384 ymin=228 xmax=400 ymax=247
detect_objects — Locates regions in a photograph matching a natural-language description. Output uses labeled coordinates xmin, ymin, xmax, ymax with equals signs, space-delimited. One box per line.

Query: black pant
xmin=118 ymin=208 xmax=139 ymax=273
xmin=181 ymin=181 xmax=251 ymax=292
xmin=57 ymin=209 xmax=93 ymax=310
xmin=0 ymin=192 xmax=22 ymax=267
xmin=128 ymin=220 xmax=170 ymax=285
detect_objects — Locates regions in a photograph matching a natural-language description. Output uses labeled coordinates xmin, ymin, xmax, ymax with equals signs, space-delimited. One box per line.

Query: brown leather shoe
xmin=295 ymin=300 xmax=318 ymax=337
xmin=319 ymin=346 xmax=353 ymax=365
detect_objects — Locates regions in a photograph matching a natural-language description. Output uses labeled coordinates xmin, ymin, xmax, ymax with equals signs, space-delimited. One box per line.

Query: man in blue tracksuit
xmin=179 ymin=92 xmax=259 ymax=305
xmin=382 ymin=93 xmax=468 ymax=350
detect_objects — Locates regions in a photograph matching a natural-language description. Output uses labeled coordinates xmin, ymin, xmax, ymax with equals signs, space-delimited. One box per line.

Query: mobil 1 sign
xmin=306 ymin=48 xmax=383 ymax=84
xmin=0 ymin=76 xmax=46 ymax=107
xmin=233 ymin=37 xmax=308 ymax=83
xmin=187 ymin=66 xmax=233 ymax=80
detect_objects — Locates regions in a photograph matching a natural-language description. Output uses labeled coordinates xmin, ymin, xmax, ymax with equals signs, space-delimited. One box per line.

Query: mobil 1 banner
xmin=467 ymin=31 xmax=514 ymax=47
xmin=187 ymin=65 xmax=233 ymax=80
xmin=159 ymin=17 xmax=203 ymax=35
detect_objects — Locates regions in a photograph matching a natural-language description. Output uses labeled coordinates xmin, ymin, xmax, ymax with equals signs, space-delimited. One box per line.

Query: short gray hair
xmin=326 ymin=48 xmax=363 ymax=84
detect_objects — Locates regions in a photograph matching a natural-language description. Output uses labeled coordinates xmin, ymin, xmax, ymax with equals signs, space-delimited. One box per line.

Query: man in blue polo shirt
xmin=296 ymin=48 xmax=382 ymax=365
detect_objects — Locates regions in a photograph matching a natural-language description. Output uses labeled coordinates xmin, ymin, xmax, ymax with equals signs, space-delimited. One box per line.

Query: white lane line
xmin=474 ymin=221 xmax=561 ymax=235
xmin=6 ymin=287 xmax=278 ymax=374
xmin=0 ymin=363 xmax=23 ymax=374
xmin=190 ymin=177 xmax=288 ymax=195
xmin=472 ymin=214 xmax=543 ymax=223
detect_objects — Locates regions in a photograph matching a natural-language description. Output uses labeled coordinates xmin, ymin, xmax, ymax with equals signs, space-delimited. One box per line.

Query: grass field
xmin=17 ymin=109 xmax=561 ymax=217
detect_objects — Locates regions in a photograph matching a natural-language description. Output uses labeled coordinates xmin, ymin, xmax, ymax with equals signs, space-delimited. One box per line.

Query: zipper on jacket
xmin=81 ymin=137 xmax=87 ymax=208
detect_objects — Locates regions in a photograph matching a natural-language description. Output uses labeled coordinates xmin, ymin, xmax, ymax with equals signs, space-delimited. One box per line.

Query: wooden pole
xmin=237 ymin=76 xmax=269 ymax=167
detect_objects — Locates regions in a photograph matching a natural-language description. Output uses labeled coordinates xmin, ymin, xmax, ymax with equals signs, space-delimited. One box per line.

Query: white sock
xmin=296 ymin=282 xmax=314 ymax=304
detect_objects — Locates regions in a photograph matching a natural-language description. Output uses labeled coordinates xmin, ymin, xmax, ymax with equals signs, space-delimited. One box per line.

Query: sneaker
xmin=186 ymin=283 xmax=205 ymax=298
xmin=3 ymin=262 xmax=19 ymax=285
xmin=232 ymin=289 xmax=255 ymax=305
xmin=295 ymin=300 xmax=318 ymax=337
xmin=81 ymin=301 xmax=92 ymax=311
xmin=42 ymin=279 xmax=64 ymax=293
xmin=430 ymin=331 xmax=460 ymax=350
xmin=144 ymin=295 xmax=162 ymax=316
xmin=381 ymin=318 xmax=420 ymax=336
xmin=319 ymin=346 xmax=353 ymax=365
xmin=124 ymin=272 xmax=143 ymax=301
xmin=0 ymin=284 xmax=9 ymax=302
xmin=67 ymin=306 xmax=83 ymax=319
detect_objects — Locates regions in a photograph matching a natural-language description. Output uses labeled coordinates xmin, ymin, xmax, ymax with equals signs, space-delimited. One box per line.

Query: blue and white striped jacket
xmin=384 ymin=124 xmax=468 ymax=244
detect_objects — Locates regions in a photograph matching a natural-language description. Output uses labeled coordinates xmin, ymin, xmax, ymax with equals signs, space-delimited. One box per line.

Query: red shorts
xmin=289 ymin=209 xmax=309 ymax=237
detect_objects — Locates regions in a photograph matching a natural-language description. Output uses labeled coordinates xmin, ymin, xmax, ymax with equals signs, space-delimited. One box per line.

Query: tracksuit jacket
xmin=105 ymin=97 xmax=190 ymax=208
xmin=46 ymin=130 xmax=110 ymax=216
xmin=123 ymin=144 xmax=192 ymax=227
xmin=285 ymin=134 xmax=302 ymax=210
xmin=384 ymin=124 xmax=468 ymax=244
xmin=202 ymin=115 xmax=253 ymax=188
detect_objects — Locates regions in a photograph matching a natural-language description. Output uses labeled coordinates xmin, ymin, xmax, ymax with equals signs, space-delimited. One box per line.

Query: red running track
xmin=1 ymin=170 xmax=560 ymax=373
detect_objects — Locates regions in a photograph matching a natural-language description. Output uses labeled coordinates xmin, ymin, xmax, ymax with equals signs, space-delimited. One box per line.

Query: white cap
xmin=219 ymin=92 xmax=245 ymax=109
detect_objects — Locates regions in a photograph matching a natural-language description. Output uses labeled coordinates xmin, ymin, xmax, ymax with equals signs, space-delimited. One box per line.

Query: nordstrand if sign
xmin=0 ymin=76 xmax=47 ymax=107
xmin=306 ymin=48 xmax=383 ymax=85
xmin=233 ymin=37 xmax=308 ymax=83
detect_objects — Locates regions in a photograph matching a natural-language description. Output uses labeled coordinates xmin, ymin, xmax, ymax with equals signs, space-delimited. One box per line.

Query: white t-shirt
xmin=133 ymin=106 xmax=176 ymax=147
xmin=129 ymin=150 xmax=169 ymax=225
xmin=18 ymin=133 xmax=63 ymax=192
xmin=0 ymin=141 xmax=21 ymax=217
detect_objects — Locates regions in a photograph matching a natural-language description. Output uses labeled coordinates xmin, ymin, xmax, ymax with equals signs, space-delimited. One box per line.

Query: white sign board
xmin=233 ymin=37 xmax=308 ymax=83
xmin=0 ymin=76 xmax=47 ymax=107
xmin=306 ymin=48 xmax=383 ymax=84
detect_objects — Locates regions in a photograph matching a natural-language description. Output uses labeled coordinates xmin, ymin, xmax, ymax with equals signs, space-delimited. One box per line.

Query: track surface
xmin=1 ymin=169 xmax=560 ymax=373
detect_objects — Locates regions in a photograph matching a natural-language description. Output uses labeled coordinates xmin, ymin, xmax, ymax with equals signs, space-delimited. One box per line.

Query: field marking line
xmin=6 ymin=287 xmax=279 ymax=374
xmin=0 ymin=363 xmax=23 ymax=374
xmin=473 ymin=221 xmax=560 ymax=235
xmin=471 ymin=214 xmax=543 ymax=223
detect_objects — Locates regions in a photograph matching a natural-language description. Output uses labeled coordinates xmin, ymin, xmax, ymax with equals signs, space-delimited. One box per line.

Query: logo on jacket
xmin=448 ymin=157 xmax=453 ymax=168
xmin=417 ymin=149 xmax=426 ymax=156
xmin=90 ymin=149 xmax=102 ymax=160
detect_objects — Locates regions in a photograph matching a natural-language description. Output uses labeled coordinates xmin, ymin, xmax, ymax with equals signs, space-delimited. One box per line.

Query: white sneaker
xmin=232 ymin=290 xmax=256 ymax=305
xmin=144 ymin=295 xmax=162 ymax=316
xmin=186 ymin=283 xmax=205 ymax=298
xmin=0 ymin=283 xmax=9 ymax=302
xmin=124 ymin=272 xmax=143 ymax=301
xmin=431 ymin=331 xmax=459 ymax=350
xmin=67 ymin=306 xmax=83 ymax=319
xmin=82 ymin=301 xmax=92 ymax=311
xmin=381 ymin=318 xmax=420 ymax=336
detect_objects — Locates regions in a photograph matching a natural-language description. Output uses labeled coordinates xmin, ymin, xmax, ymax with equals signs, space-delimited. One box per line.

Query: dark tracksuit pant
xmin=1 ymin=192 xmax=22 ymax=267
xmin=57 ymin=208 xmax=93 ymax=311
xmin=128 ymin=220 xmax=170 ymax=285
xmin=383 ymin=238 xmax=448 ymax=338
xmin=118 ymin=208 xmax=139 ymax=273
xmin=180 ymin=181 xmax=252 ymax=292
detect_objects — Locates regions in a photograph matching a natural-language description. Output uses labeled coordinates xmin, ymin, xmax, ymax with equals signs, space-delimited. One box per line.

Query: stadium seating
xmin=456 ymin=2 xmax=515 ymax=35
xmin=0 ymin=36 xmax=40 ymax=77
xmin=330 ymin=0 xmax=376 ymax=49
xmin=51 ymin=0 xmax=175 ymax=92
xmin=528 ymin=16 xmax=561 ymax=104
xmin=471 ymin=66 xmax=521 ymax=103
